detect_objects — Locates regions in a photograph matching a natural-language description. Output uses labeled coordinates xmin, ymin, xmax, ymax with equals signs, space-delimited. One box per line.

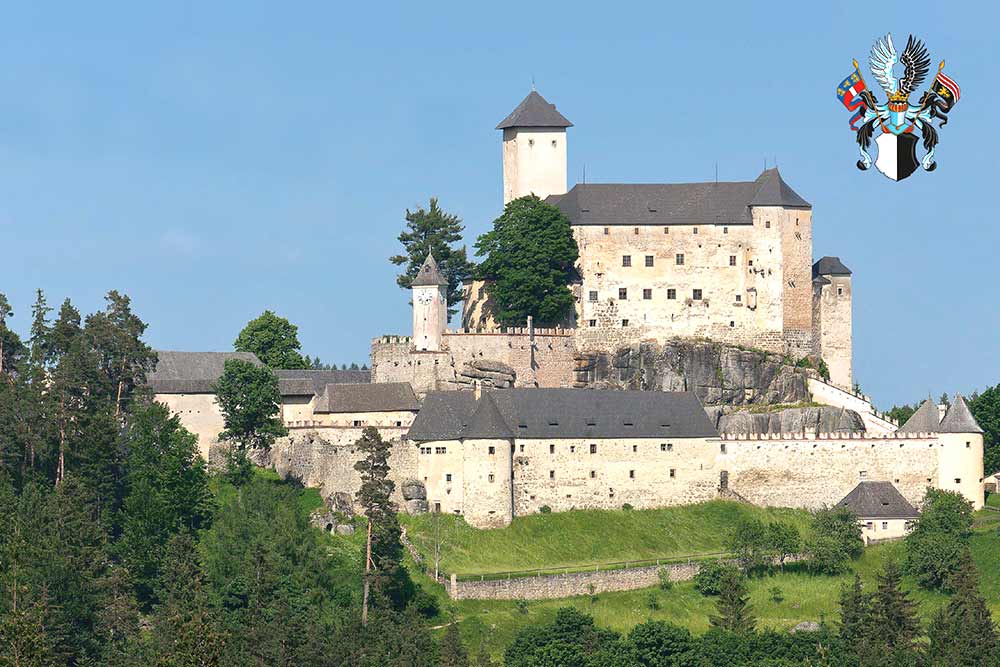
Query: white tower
xmin=497 ymin=90 xmax=572 ymax=204
xmin=412 ymin=253 xmax=448 ymax=352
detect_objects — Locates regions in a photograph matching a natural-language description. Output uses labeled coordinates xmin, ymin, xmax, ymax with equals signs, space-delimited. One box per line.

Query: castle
xmin=374 ymin=90 xmax=854 ymax=393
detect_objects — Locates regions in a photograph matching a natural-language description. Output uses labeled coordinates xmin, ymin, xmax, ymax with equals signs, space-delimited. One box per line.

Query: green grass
xmin=985 ymin=492 xmax=1000 ymax=510
xmin=401 ymin=501 xmax=812 ymax=577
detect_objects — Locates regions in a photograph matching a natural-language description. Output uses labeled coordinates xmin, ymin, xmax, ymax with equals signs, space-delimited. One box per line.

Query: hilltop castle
xmin=375 ymin=90 xmax=853 ymax=392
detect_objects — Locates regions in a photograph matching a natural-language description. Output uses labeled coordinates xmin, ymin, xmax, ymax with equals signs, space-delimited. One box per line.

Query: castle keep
xmin=374 ymin=89 xmax=854 ymax=392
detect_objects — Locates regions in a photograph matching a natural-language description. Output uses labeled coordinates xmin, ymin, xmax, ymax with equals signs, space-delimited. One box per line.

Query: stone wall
xmin=814 ymin=274 xmax=853 ymax=389
xmin=154 ymin=392 xmax=225 ymax=461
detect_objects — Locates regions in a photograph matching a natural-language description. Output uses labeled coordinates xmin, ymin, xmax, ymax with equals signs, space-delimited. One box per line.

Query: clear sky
xmin=1 ymin=1 xmax=995 ymax=408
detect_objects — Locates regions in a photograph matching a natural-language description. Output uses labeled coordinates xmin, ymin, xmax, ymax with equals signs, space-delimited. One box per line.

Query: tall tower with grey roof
xmin=812 ymin=256 xmax=853 ymax=389
xmin=412 ymin=253 xmax=448 ymax=352
xmin=497 ymin=90 xmax=572 ymax=204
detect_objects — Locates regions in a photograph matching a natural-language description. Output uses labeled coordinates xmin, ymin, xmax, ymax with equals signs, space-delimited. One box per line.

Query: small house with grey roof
xmin=837 ymin=481 xmax=919 ymax=544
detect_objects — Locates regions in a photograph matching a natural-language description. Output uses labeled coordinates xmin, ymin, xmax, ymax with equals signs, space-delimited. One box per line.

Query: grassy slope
xmin=401 ymin=501 xmax=812 ymax=576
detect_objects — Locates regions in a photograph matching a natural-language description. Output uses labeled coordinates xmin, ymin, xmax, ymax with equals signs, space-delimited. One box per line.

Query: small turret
xmin=412 ymin=253 xmax=448 ymax=352
xmin=936 ymin=394 xmax=985 ymax=510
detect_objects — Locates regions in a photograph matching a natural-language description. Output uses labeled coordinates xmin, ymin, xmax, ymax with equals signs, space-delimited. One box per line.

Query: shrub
xmin=515 ymin=599 xmax=530 ymax=615
xmin=588 ymin=583 xmax=598 ymax=604
xmin=807 ymin=506 xmax=863 ymax=574
xmin=622 ymin=503 xmax=634 ymax=512
xmin=694 ymin=561 xmax=741 ymax=596
xmin=658 ymin=567 xmax=673 ymax=591
xmin=769 ymin=586 xmax=784 ymax=603
xmin=646 ymin=591 xmax=660 ymax=610
xmin=410 ymin=587 xmax=440 ymax=618
xmin=905 ymin=488 xmax=975 ymax=590
xmin=539 ymin=505 xmax=552 ymax=514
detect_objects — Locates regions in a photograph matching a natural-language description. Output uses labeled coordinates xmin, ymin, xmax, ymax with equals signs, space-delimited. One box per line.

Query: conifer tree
xmin=838 ymin=574 xmax=870 ymax=648
xmin=440 ymin=622 xmax=470 ymax=667
xmin=708 ymin=569 xmax=755 ymax=633
xmin=927 ymin=551 xmax=998 ymax=667
xmin=859 ymin=562 xmax=921 ymax=667
xmin=390 ymin=198 xmax=475 ymax=317
xmin=0 ymin=293 xmax=13 ymax=379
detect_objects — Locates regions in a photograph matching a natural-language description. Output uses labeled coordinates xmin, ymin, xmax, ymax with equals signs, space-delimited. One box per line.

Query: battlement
xmin=721 ymin=431 xmax=938 ymax=442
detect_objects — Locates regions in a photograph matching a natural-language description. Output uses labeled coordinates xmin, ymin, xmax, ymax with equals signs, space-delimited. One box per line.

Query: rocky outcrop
xmin=452 ymin=359 xmax=516 ymax=389
xmin=708 ymin=406 xmax=865 ymax=435
xmin=401 ymin=479 xmax=429 ymax=515
xmin=574 ymin=340 xmax=814 ymax=406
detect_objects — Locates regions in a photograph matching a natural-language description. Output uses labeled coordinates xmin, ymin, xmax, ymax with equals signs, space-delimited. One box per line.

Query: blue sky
xmin=1 ymin=1 xmax=995 ymax=408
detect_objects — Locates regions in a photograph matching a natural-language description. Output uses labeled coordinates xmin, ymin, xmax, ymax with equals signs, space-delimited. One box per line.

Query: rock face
xmin=574 ymin=340 xmax=815 ymax=406
xmin=709 ymin=406 xmax=865 ymax=435
xmin=452 ymin=359 xmax=516 ymax=389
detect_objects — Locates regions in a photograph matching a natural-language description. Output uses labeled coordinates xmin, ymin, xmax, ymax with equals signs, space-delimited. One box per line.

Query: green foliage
xmin=970 ymin=384 xmax=1000 ymax=474
xmin=645 ymin=591 xmax=660 ymax=610
xmin=515 ymin=599 xmax=530 ymax=616
xmin=806 ymin=506 xmax=863 ymax=574
xmin=389 ymin=197 xmax=475 ymax=317
xmin=657 ymin=567 xmax=673 ymax=591
xmin=474 ymin=195 xmax=579 ymax=326
xmin=887 ymin=403 xmax=916 ymax=427
xmin=926 ymin=551 xmax=998 ymax=666
xmin=858 ymin=562 xmax=921 ymax=667
xmin=539 ymin=504 xmax=552 ymax=514
xmin=837 ymin=574 xmax=870 ymax=651
xmin=503 ymin=607 xmax=625 ymax=667
xmin=769 ymin=586 xmax=784 ymax=603
xmin=627 ymin=620 xmax=694 ymax=667
xmin=904 ymin=488 xmax=974 ymax=590
xmin=729 ymin=519 xmax=801 ymax=575
xmin=709 ymin=568 xmax=756 ymax=633
xmin=622 ymin=503 xmax=634 ymax=511
xmin=694 ymin=561 xmax=741 ymax=596
xmin=818 ymin=358 xmax=830 ymax=381
xmin=233 ymin=310 xmax=306 ymax=369
xmin=213 ymin=358 xmax=287 ymax=453
xmin=440 ymin=622 xmax=470 ymax=667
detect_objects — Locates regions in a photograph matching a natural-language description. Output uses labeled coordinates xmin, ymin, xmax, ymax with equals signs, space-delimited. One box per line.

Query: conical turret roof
xmin=412 ymin=253 xmax=448 ymax=287
xmin=462 ymin=394 xmax=513 ymax=439
xmin=496 ymin=90 xmax=573 ymax=130
xmin=939 ymin=394 xmax=984 ymax=434
xmin=899 ymin=398 xmax=941 ymax=433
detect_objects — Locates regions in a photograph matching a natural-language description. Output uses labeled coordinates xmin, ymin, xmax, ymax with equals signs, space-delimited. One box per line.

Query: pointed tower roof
xmin=813 ymin=257 xmax=852 ymax=278
xmin=461 ymin=394 xmax=514 ymax=439
xmin=496 ymin=90 xmax=573 ymax=130
xmin=749 ymin=168 xmax=811 ymax=208
xmin=939 ymin=394 xmax=984 ymax=433
xmin=899 ymin=398 xmax=941 ymax=433
xmin=412 ymin=253 xmax=448 ymax=287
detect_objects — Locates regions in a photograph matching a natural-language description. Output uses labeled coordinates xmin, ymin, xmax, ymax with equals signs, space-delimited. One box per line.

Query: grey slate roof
xmin=313 ymin=382 xmax=418 ymax=414
xmin=407 ymin=389 xmax=718 ymax=441
xmin=546 ymin=168 xmax=810 ymax=227
xmin=148 ymin=350 xmax=261 ymax=393
xmin=939 ymin=394 xmax=984 ymax=434
xmin=813 ymin=256 xmax=852 ymax=277
xmin=899 ymin=399 xmax=941 ymax=433
xmin=837 ymin=481 xmax=919 ymax=519
xmin=411 ymin=253 xmax=448 ymax=287
xmin=496 ymin=90 xmax=573 ymax=129
xmin=274 ymin=368 xmax=371 ymax=396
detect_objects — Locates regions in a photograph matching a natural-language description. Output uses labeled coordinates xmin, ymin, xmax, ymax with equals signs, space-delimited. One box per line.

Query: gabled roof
xmin=749 ymin=168 xmax=812 ymax=208
xmin=407 ymin=389 xmax=718 ymax=441
xmin=274 ymin=368 xmax=371 ymax=396
xmin=313 ymin=382 xmax=418 ymax=414
xmin=411 ymin=253 xmax=448 ymax=287
xmin=939 ymin=394 xmax=984 ymax=434
xmin=813 ymin=256 xmax=852 ymax=277
xmin=898 ymin=398 xmax=941 ymax=433
xmin=838 ymin=481 xmax=919 ymax=519
xmin=496 ymin=90 xmax=573 ymax=130
xmin=148 ymin=350 xmax=262 ymax=393
xmin=545 ymin=169 xmax=810 ymax=227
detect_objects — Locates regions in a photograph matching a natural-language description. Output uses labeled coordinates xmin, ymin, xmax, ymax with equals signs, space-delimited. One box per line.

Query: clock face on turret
xmin=416 ymin=291 xmax=434 ymax=305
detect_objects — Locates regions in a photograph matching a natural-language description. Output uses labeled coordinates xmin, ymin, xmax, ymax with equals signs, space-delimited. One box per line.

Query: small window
xmin=619 ymin=288 xmax=628 ymax=300
xmin=622 ymin=255 xmax=632 ymax=267
xmin=570 ymin=445 xmax=575 ymax=453
xmin=660 ymin=443 xmax=667 ymax=451
xmin=663 ymin=227 xmax=669 ymax=234
xmin=520 ymin=444 xmax=525 ymax=452
xmin=395 ymin=421 xmax=402 ymax=427
xmin=588 ymin=319 xmax=597 ymax=327
xmin=633 ymin=227 xmax=639 ymax=235
xmin=549 ymin=444 xmax=555 ymax=454
xmin=692 ymin=289 xmax=703 ymax=300
xmin=551 ymin=139 xmax=557 ymax=147
xmin=621 ymin=319 xmax=629 ymax=327
xmin=667 ymin=443 xmax=673 ymax=451
xmin=590 ymin=444 xmax=597 ymax=454
xmin=603 ymin=227 xmax=609 ymax=235
xmin=729 ymin=255 xmax=737 ymax=266
xmin=837 ymin=287 xmax=844 ymax=296
xmin=966 ymin=442 xmax=971 ymax=448
xmin=528 ymin=138 xmax=534 ymax=146
xmin=445 ymin=473 xmax=452 ymax=482
xmin=859 ymin=470 xmax=867 ymax=479
xmin=632 ymin=444 xmax=638 ymax=452
xmin=729 ymin=321 xmax=735 ymax=327
xmin=723 ymin=226 xmax=729 ymax=234
xmin=669 ymin=468 xmax=676 ymax=478
xmin=693 ymin=227 xmax=699 ymax=235
xmin=765 ymin=221 xmax=771 ymax=228
xmin=866 ymin=521 xmax=873 ymax=529
xmin=488 ymin=446 xmax=495 ymax=455
xmin=882 ymin=521 xmax=889 ymax=530
xmin=590 ymin=470 xmax=596 ymax=478
xmin=955 ymin=478 xmax=962 ymax=484
xmin=675 ymin=253 xmax=684 ymax=265
xmin=488 ymin=474 xmax=495 ymax=483
xmin=645 ymin=255 xmax=654 ymax=267
xmin=735 ymin=294 xmax=741 ymax=302
xmin=436 ymin=446 xmax=447 ymax=454
xmin=720 ymin=443 xmax=726 ymax=454
xmin=643 ymin=288 xmax=652 ymax=300
xmin=667 ymin=288 xmax=676 ymax=300
xmin=629 ymin=470 xmax=635 ymax=479
xmin=353 ymin=420 xmax=363 ymax=427
xmin=549 ymin=470 xmax=555 ymax=479
xmin=589 ymin=290 xmax=598 ymax=301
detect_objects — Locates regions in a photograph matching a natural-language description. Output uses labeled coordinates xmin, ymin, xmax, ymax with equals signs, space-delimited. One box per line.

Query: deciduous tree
xmin=214 ymin=359 xmax=286 ymax=456
xmin=234 ymin=310 xmax=306 ymax=369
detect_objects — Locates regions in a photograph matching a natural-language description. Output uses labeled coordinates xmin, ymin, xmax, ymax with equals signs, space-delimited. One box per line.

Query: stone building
xmin=375 ymin=89 xmax=855 ymax=390
xmin=403 ymin=387 xmax=984 ymax=529
xmin=836 ymin=481 xmax=919 ymax=545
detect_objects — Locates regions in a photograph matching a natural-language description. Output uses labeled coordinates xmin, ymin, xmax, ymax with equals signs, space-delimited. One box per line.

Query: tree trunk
xmin=114 ymin=357 xmax=127 ymax=417
xmin=362 ymin=519 xmax=373 ymax=627
xmin=56 ymin=396 xmax=66 ymax=486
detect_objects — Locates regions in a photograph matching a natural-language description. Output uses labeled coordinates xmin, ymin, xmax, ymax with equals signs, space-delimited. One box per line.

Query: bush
xmin=905 ymin=488 xmax=974 ymax=590
xmin=769 ymin=586 xmax=784 ymax=603
xmin=410 ymin=587 xmax=440 ymax=618
xmin=515 ymin=599 xmax=530 ymax=615
xmin=622 ymin=503 xmax=634 ymax=512
xmin=646 ymin=591 xmax=660 ymax=610
xmin=658 ymin=567 xmax=673 ymax=591
xmin=806 ymin=506 xmax=863 ymax=574
xmin=694 ymin=561 xmax=741 ymax=596
xmin=539 ymin=505 xmax=552 ymax=514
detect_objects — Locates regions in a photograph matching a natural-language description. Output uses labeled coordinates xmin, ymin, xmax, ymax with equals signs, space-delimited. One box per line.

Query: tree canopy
xmin=474 ymin=195 xmax=579 ymax=327
xmin=213 ymin=358 xmax=287 ymax=454
xmin=390 ymin=198 xmax=475 ymax=317
xmin=234 ymin=310 xmax=306 ymax=369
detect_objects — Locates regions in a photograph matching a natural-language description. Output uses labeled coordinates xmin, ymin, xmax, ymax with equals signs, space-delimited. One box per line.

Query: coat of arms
xmin=836 ymin=34 xmax=961 ymax=181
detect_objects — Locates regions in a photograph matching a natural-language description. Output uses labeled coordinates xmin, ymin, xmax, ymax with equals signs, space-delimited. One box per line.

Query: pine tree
xmin=859 ymin=562 xmax=921 ymax=667
xmin=708 ymin=569 xmax=755 ymax=633
xmin=0 ymin=587 xmax=59 ymax=667
xmin=440 ymin=623 xmax=470 ymax=667
xmin=390 ymin=198 xmax=475 ymax=317
xmin=838 ymin=574 xmax=870 ymax=648
xmin=927 ymin=551 xmax=998 ymax=667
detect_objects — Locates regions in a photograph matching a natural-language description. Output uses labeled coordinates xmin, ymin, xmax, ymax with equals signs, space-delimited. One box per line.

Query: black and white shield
xmin=875 ymin=132 xmax=921 ymax=181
